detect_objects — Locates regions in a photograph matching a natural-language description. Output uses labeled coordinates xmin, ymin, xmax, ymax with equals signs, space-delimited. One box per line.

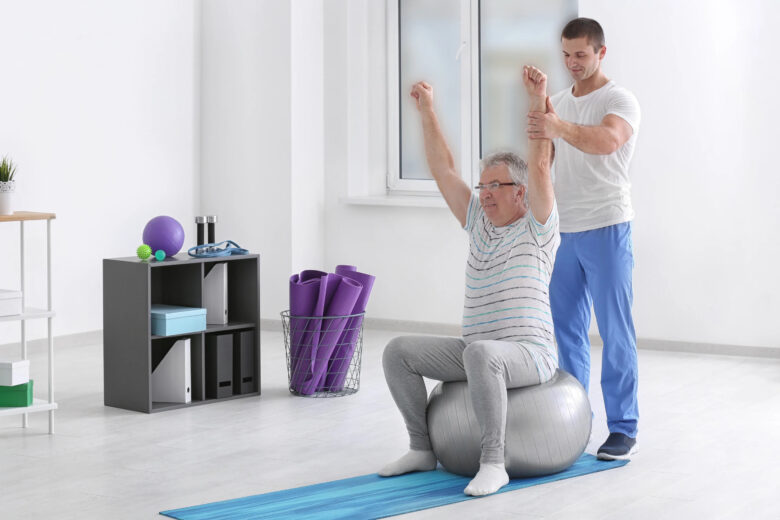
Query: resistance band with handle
xmin=188 ymin=240 xmax=248 ymax=258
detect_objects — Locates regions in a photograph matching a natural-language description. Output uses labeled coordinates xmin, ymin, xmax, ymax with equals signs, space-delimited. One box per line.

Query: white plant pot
xmin=0 ymin=181 xmax=15 ymax=215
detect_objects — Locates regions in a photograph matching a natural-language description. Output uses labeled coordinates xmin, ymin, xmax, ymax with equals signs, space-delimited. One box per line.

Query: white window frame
xmin=386 ymin=0 xmax=481 ymax=195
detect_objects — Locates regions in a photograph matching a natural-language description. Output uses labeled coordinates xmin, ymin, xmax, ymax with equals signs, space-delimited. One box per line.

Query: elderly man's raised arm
xmin=411 ymin=81 xmax=472 ymax=228
xmin=521 ymin=66 xmax=555 ymax=225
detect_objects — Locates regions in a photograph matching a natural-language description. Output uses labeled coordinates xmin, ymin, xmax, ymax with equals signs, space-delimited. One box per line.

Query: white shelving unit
xmin=0 ymin=211 xmax=57 ymax=433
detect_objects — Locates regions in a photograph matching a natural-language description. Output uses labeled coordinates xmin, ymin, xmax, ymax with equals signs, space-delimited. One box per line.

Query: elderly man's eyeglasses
xmin=474 ymin=181 xmax=517 ymax=192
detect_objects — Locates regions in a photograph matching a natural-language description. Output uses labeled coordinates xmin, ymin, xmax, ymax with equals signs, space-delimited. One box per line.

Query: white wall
xmin=199 ymin=0 xmax=292 ymax=322
xmin=322 ymin=0 xmax=780 ymax=349
xmin=0 ymin=1 xmax=198 ymax=345
xmin=579 ymin=0 xmax=780 ymax=348
xmin=199 ymin=0 xmax=330 ymax=321
xmin=290 ymin=0 xmax=326 ymax=274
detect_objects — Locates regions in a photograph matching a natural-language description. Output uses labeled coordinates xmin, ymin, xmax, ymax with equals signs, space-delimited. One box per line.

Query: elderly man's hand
xmin=522 ymin=65 xmax=547 ymax=98
xmin=410 ymin=81 xmax=434 ymax=112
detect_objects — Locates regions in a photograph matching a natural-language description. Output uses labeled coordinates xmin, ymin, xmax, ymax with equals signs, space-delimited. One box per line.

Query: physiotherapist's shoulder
xmin=606 ymin=81 xmax=640 ymax=108
xmin=603 ymin=81 xmax=641 ymax=130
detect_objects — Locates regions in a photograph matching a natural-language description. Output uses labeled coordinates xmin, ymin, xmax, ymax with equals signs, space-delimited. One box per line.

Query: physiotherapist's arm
xmin=411 ymin=81 xmax=471 ymax=228
xmin=528 ymin=108 xmax=633 ymax=155
xmin=522 ymin=67 xmax=554 ymax=225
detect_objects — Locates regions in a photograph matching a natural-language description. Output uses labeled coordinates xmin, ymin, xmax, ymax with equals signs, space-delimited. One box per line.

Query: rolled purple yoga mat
xmin=335 ymin=266 xmax=375 ymax=316
xmin=336 ymin=264 xmax=357 ymax=272
xmin=320 ymin=267 xmax=376 ymax=391
xmin=289 ymin=270 xmax=328 ymax=393
xmin=299 ymin=269 xmax=328 ymax=284
xmin=300 ymin=274 xmax=362 ymax=394
xmin=289 ymin=274 xmax=319 ymax=357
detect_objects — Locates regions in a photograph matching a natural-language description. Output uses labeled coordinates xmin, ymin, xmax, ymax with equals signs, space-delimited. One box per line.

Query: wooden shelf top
xmin=0 ymin=211 xmax=56 ymax=222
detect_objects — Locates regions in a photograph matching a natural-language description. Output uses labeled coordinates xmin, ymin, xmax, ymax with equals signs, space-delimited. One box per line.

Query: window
xmin=388 ymin=0 xmax=577 ymax=194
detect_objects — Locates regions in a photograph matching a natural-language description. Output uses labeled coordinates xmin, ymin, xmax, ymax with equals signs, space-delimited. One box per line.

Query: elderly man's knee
xmin=382 ymin=336 xmax=417 ymax=369
xmin=463 ymin=340 xmax=502 ymax=373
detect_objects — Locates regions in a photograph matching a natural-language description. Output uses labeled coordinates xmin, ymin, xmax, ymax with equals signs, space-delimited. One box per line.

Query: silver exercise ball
xmin=426 ymin=369 xmax=591 ymax=478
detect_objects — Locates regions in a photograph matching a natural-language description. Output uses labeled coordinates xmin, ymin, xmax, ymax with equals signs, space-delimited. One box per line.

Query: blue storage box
xmin=151 ymin=305 xmax=207 ymax=336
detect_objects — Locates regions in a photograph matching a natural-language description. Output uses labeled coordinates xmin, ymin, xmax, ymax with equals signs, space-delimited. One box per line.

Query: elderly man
xmin=378 ymin=66 xmax=559 ymax=497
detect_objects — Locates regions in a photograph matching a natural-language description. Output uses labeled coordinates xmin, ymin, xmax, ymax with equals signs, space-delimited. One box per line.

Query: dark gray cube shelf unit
xmin=103 ymin=254 xmax=260 ymax=413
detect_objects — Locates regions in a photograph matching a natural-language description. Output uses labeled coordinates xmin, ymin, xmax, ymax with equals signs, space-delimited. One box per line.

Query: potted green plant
xmin=0 ymin=156 xmax=17 ymax=216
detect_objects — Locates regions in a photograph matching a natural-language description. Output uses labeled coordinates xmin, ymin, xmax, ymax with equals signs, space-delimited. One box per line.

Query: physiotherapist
xmin=527 ymin=17 xmax=641 ymax=460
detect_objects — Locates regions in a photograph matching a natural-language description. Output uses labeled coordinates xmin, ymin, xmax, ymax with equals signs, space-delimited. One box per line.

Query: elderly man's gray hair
xmin=480 ymin=151 xmax=528 ymax=204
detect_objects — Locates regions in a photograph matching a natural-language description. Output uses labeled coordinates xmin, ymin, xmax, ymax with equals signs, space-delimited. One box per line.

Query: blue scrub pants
xmin=549 ymin=222 xmax=638 ymax=438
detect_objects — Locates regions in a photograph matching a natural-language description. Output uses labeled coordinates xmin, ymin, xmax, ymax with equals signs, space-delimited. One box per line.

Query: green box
xmin=0 ymin=380 xmax=33 ymax=407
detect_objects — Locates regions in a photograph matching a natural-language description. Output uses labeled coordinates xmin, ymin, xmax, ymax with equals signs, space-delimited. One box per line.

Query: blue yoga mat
xmin=160 ymin=454 xmax=628 ymax=520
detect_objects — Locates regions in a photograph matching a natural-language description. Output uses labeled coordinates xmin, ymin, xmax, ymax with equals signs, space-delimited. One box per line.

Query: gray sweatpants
xmin=382 ymin=335 xmax=543 ymax=465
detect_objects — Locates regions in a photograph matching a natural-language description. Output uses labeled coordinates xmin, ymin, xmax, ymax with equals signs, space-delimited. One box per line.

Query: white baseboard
xmin=363 ymin=317 xmax=463 ymax=336
xmin=0 ymin=330 xmax=103 ymax=351
xmin=263 ymin=317 xmax=462 ymax=336
xmin=260 ymin=318 xmax=283 ymax=331
xmin=609 ymin=336 xmax=780 ymax=359
xmin=264 ymin=317 xmax=780 ymax=359
xmin=5 ymin=324 xmax=777 ymax=360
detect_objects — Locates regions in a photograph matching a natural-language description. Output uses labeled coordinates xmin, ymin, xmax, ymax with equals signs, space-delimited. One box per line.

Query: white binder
xmin=204 ymin=263 xmax=228 ymax=325
xmin=152 ymin=338 xmax=191 ymax=403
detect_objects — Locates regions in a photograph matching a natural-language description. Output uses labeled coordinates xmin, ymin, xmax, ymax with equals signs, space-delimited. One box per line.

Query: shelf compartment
xmin=151 ymin=263 xmax=202 ymax=309
xmin=226 ymin=259 xmax=260 ymax=323
xmin=151 ymin=335 xmax=204 ymax=404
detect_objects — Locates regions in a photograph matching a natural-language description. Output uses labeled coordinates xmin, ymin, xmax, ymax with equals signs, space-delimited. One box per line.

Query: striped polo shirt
xmin=462 ymin=194 xmax=561 ymax=381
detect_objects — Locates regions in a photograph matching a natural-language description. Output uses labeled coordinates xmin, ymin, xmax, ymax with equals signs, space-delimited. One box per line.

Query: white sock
xmin=464 ymin=463 xmax=510 ymax=496
xmin=378 ymin=450 xmax=437 ymax=477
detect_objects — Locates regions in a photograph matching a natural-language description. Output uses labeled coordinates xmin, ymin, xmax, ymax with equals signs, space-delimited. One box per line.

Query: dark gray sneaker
xmin=597 ymin=433 xmax=637 ymax=460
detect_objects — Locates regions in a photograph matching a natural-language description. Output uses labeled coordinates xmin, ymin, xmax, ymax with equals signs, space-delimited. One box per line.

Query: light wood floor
xmin=1 ymin=328 xmax=778 ymax=519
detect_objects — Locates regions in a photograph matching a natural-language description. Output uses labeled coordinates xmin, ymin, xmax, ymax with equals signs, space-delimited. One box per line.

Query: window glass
xmin=480 ymin=0 xmax=578 ymax=159
xmin=399 ymin=0 xmax=462 ymax=180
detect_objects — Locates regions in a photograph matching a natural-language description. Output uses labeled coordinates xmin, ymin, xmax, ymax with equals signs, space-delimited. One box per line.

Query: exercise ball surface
xmin=142 ymin=216 xmax=185 ymax=257
xmin=426 ymin=370 xmax=591 ymax=478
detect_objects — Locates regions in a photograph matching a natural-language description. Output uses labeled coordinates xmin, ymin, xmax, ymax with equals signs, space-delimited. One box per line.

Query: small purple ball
xmin=142 ymin=216 xmax=185 ymax=257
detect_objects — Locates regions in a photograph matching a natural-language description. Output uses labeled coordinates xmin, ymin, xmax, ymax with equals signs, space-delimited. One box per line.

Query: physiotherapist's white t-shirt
xmin=550 ymin=80 xmax=640 ymax=232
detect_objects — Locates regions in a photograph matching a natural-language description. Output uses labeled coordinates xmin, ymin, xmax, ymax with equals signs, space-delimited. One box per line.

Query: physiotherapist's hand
xmin=522 ymin=65 xmax=547 ymax=98
xmin=527 ymin=97 xmax=561 ymax=139
xmin=410 ymin=81 xmax=434 ymax=112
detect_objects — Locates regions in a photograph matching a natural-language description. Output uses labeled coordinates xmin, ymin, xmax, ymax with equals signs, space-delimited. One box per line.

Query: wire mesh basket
xmin=281 ymin=310 xmax=365 ymax=397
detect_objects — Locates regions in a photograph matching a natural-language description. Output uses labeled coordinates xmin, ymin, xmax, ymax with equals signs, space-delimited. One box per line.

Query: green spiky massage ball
xmin=136 ymin=244 xmax=152 ymax=260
